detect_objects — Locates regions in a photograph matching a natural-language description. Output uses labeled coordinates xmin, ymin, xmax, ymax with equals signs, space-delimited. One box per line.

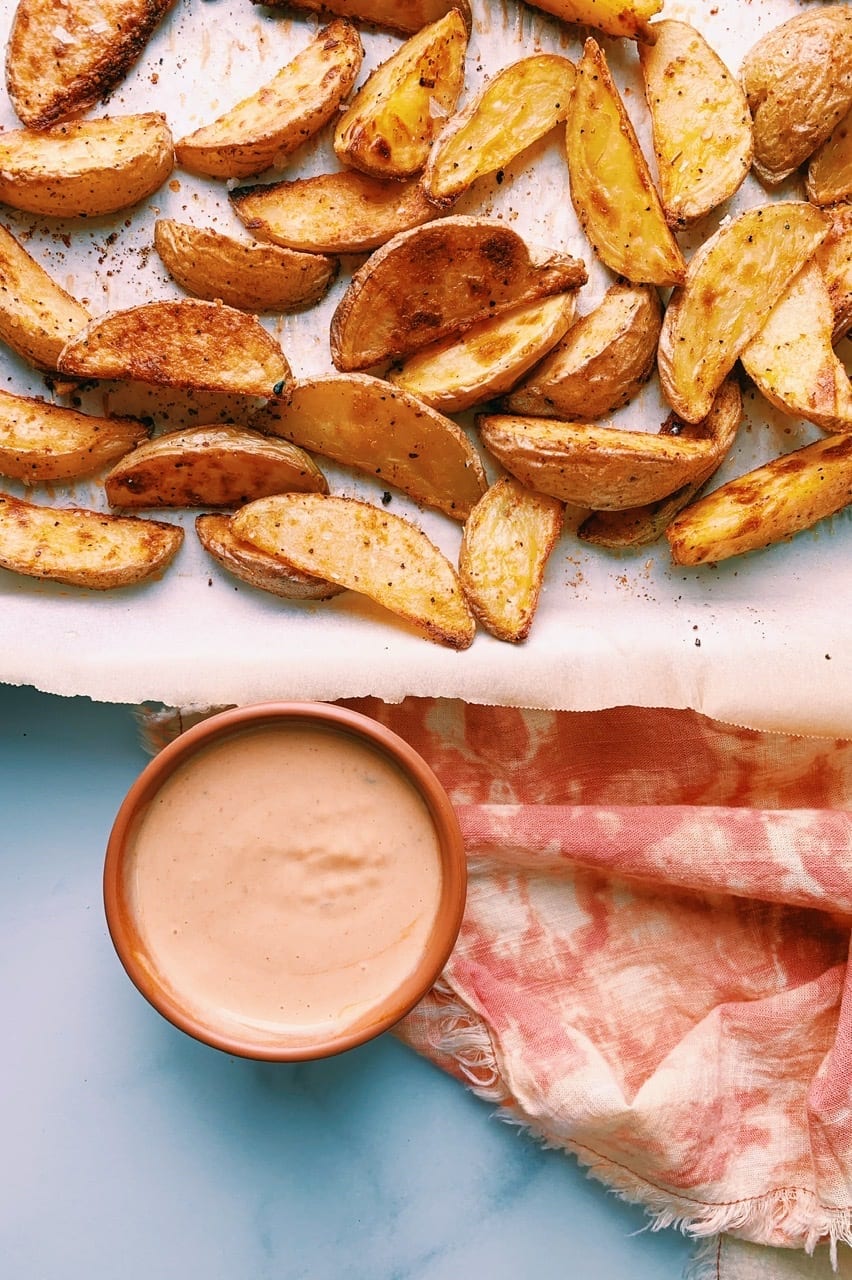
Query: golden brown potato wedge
xmin=459 ymin=478 xmax=563 ymax=643
xmin=333 ymin=10 xmax=467 ymax=180
xmin=232 ymin=493 xmax=476 ymax=649
xmin=58 ymin=300 xmax=291 ymax=397
xmin=253 ymin=372 xmax=487 ymax=520
xmin=387 ymin=294 xmax=576 ymax=413
xmin=0 ymin=491 xmax=183 ymax=589
xmin=105 ymin=426 xmax=328 ymax=510
xmin=153 ymin=220 xmax=338 ymax=313
xmin=565 ymin=39 xmax=684 ymax=286
xmin=504 ymin=284 xmax=661 ymax=420
xmin=741 ymin=261 xmax=852 ymax=433
xmin=666 ymin=433 xmax=852 ymax=565
xmin=0 ymin=114 xmax=173 ymax=218
xmin=807 ymin=109 xmax=852 ymax=207
xmin=251 ymin=0 xmax=472 ymax=36
xmin=741 ymin=8 xmax=852 ymax=186
xmin=478 ymin=379 xmax=742 ymax=511
xmin=330 ymin=216 xmax=587 ymax=370
xmin=658 ymin=202 xmax=830 ymax=424
xmin=638 ymin=21 xmax=752 ymax=229
xmin=0 ymin=390 xmax=148 ymax=483
xmin=524 ymin=0 xmax=659 ymax=43
xmin=231 ymin=171 xmax=437 ymax=255
xmin=0 ymin=223 xmax=90 ymax=373
xmin=423 ymin=54 xmax=575 ymax=207
xmin=196 ymin=513 xmax=344 ymax=601
xmin=175 ymin=20 xmax=363 ymax=180
xmin=6 ymin=0 xmax=176 ymax=130
xmin=815 ymin=204 xmax=852 ymax=342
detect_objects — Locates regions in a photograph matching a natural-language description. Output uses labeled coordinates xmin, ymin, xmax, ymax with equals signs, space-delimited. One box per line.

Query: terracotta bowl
xmin=104 ymin=702 xmax=466 ymax=1061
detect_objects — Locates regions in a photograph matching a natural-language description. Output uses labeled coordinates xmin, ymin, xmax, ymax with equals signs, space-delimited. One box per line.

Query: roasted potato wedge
xmin=0 ymin=391 xmax=148 ymax=483
xmin=330 ymin=216 xmax=587 ymax=370
xmin=459 ymin=478 xmax=563 ymax=643
xmin=251 ymin=0 xmax=472 ymax=36
xmin=333 ymin=9 xmax=467 ymax=180
xmin=6 ymin=0 xmax=176 ymax=130
xmin=175 ymin=20 xmax=363 ymax=180
xmin=741 ymin=8 xmax=852 ymax=186
xmin=232 ymin=493 xmax=476 ymax=649
xmin=253 ymin=372 xmax=487 ymax=520
xmin=388 ymin=294 xmax=576 ymax=413
xmin=0 ymin=114 xmax=173 ymax=218
xmin=524 ymin=0 xmax=659 ymax=43
xmin=566 ymin=40 xmax=684 ymax=286
xmin=638 ymin=21 xmax=752 ymax=229
xmin=658 ymin=202 xmax=829 ymax=424
xmin=0 ymin=223 xmax=90 ymax=373
xmin=105 ymin=426 xmax=328 ymax=510
xmin=153 ymin=220 xmax=338 ymax=313
xmin=666 ymin=433 xmax=852 ymax=565
xmin=57 ymin=300 xmax=291 ymax=397
xmin=504 ymin=284 xmax=661 ymax=421
xmin=231 ymin=171 xmax=437 ymax=255
xmin=815 ymin=204 xmax=852 ymax=342
xmin=196 ymin=513 xmax=344 ymax=601
xmin=423 ymin=54 xmax=575 ymax=207
xmin=807 ymin=109 xmax=852 ymax=208
xmin=741 ymin=261 xmax=852 ymax=433
xmin=0 ymin=491 xmax=183 ymax=589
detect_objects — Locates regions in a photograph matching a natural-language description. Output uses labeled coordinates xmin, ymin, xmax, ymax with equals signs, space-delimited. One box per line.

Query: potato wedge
xmin=175 ymin=20 xmax=363 ymax=180
xmin=741 ymin=261 xmax=852 ymax=433
xmin=6 ymin=0 xmax=176 ymax=130
xmin=153 ymin=220 xmax=337 ymax=313
xmin=459 ymin=478 xmax=563 ymax=643
xmin=196 ymin=513 xmax=344 ymax=601
xmin=0 ymin=114 xmax=173 ymax=218
xmin=423 ymin=54 xmax=575 ymax=207
xmin=232 ymin=493 xmax=476 ymax=649
xmin=504 ymin=284 xmax=661 ymax=420
xmin=565 ymin=39 xmax=684 ymax=287
xmin=658 ymin=202 xmax=830 ymax=424
xmin=478 ymin=378 xmax=742 ymax=510
xmin=231 ymin=171 xmax=437 ymax=255
xmin=333 ymin=10 xmax=467 ymax=180
xmin=57 ymin=300 xmax=291 ymax=397
xmin=524 ymin=0 xmax=659 ymax=43
xmin=815 ymin=204 xmax=852 ymax=342
xmin=251 ymin=0 xmax=472 ymax=36
xmin=0 ymin=491 xmax=183 ymax=589
xmin=387 ymin=294 xmax=576 ymax=413
xmin=807 ymin=109 xmax=852 ymax=208
xmin=666 ymin=433 xmax=852 ymax=565
xmin=638 ymin=21 xmax=752 ymax=229
xmin=105 ymin=426 xmax=328 ymax=510
xmin=0 ymin=223 xmax=90 ymax=373
xmin=252 ymin=372 xmax=487 ymax=520
xmin=330 ymin=216 xmax=587 ymax=370
xmin=741 ymin=8 xmax=852 ymax=186
xmin=0 ymin=391 xmax=148 ymax=483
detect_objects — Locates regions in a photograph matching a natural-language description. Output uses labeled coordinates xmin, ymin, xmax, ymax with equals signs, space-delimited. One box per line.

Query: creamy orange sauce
xmin=127 ymin=725 xmax=443 ymax=1038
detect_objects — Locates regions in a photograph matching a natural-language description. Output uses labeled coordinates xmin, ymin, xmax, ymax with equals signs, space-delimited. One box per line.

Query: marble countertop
xmin=0 ymin=683 xmax=694 ymax=1279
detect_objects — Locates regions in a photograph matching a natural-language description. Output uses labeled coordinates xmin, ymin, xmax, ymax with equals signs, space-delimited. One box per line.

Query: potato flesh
xmin=196 ymin=513 xmax=343 ymax=601
xmin=0 ymin=491 xmax=183 ymax=589
xmin=232 ymin=493 xmax=476 ymax=649
xmin=566 ymin=40 xmax=684 ymax=287
xmin=815 ymin=204 xmax=852 ymax=342
xmin=251 ymin=0 xmax=472 ymax=36
xmin=253 ymin=372 xmax=487 ymax=520
xmin=333 ymin=10 xmax=467 ymax=180
xmin=175 ymin=20 xmax=363 ymax=179
xmin=0 ymin=390 xmax=148 ymax=482
xmin=524 ymin=0 xmax=660 ymax=43
xmin=666 ymin=434 xmax=852 ymax=565
xmin=0 ymin=223 xmax=90 ymax=372
xmin=387 ymin=294 xmax=577 ymax=413
xmin=231 ymin=171 xmax=436 ymax=255
xmin=657 ymin=202 xmax=830 ymax=424
xmin=639 ymin=21 xmax=752 ymax=229
xmin=153 ymin=220 xmax=337 ymax=313
xmin=807 ymin=111 xmax=852 ymax=208
xmin=424 ymin=55 xmax=575 ymax=205
xmin=460 ymin=478 xmax=563 ymax=643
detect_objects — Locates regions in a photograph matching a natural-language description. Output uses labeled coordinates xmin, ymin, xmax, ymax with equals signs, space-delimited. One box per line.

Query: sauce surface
xmin=127 ymin=724 xmax=443 ymax=1038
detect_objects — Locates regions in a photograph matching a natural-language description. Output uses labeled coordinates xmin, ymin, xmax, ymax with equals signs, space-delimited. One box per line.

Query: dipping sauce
xmin=124 ymin=723 xmax=444 ymax=1041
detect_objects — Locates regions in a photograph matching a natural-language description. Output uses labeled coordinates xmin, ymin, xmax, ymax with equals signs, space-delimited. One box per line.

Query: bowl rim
xmin=103 ymin=700 xmax=467 ymax=1061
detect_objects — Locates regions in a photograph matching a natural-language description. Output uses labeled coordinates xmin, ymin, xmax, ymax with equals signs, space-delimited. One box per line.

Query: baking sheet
xmin=0 ymin=0 xmax=848 ymax=735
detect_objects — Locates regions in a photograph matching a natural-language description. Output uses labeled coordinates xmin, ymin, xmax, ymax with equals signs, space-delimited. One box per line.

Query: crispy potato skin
xmin=0 ymin=223 xmax=90 ymax=373
xmin=815 ymin=203 xmax=852 ymax=342
xmin=196 ymin=513 xmax=344 ymax=601
xmin=807 ymin=109 xmax=852 ymax=208
xmin=251 ymin=0 xmax=473 ymax=37
xmin=0 ymin=390 xmax=148 ymax=483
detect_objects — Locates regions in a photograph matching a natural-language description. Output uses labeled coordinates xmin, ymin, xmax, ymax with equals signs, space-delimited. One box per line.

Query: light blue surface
xmin=0 ymin=684 xmax=694 ymax=1280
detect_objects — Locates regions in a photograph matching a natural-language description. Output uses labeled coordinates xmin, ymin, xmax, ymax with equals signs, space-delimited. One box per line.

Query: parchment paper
xmin=0 ymin=0 xmax=847 ymax=736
